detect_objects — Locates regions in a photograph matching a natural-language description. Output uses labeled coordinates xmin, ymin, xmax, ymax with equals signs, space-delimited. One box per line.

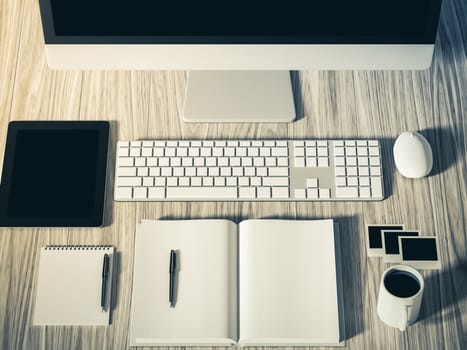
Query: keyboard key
xmin=294 ymin=141 xmax=305 ymax=147
xmin=318 ymin=148 xmax=328 ymax=157
xmin=161 ymin=168 xmax=172 ymax=176
xmin=347 ymin=167 xmax=358 ymax=176
xmin=263 ymin=177 xmax=289 ymax=186
xmin=336 ymin=187 xmax=359 ymax=198
xmin=130 ymin=148 xmax=141 ymax=157
xmin=307 ymin=178 xmax=318 ymax=188
xmin=294 ymin=157 xmax=305 ymax=167
xmin=256 ymin=167 xmax=268 ymax=176
xmin=319 ymin=188 xmax=331 ymax=199
xmin=294 ymin=148 xmax=305 ymax=156
xmin=334 ymin=147 xmax=344 ymax=156
xmin=188 ymin=148 xmax=200 ymax=157
xmin=137 ymin=167 xmax=149 ymax=177
xmin=347 ymin=177 xmax=358 ymax=186
xmin=166 ymin=187 xmax=237 ymax=199
xmin=268 ymin=167 xmax=289 ymax=176
xmin=179 ymin=177 xmax=190 ymax=186
xmin=359 ymin=167 xmax=369 ymax=176
xmin=191 ymin=177 xmax=202 ymax=186
xmin=318 ymin=157 xmax=329 ymax=167
xmin=371 ymin=177 xmax=383 ymax=198
xmin=369 ymin=157 xmax=381 ymax=166
xmin=357 ymin=147 xmax=368 ymax=156
xmin=306 ymin=147 xmax=316 ymax=157
xmin=335 ymin=177 xmax=346 ymax=186
xmin=117 ymin=177 xmax=141 ymax=187
xmin=272 ymin=187 xmax=289 ymax=198
xmin=272 ymin=147 xmax=288 ymax=156
xmin=165 ymin=148 xmax=176 ymax=157
xmin=167 ymin=178 xmax=178 ymax=187
xmin=141 ymin=148 xmax=152 ymax=157
xmin=118 ymin=157 xmax=134 ymax=167
xmin=230 ymin=157 xmax=241 ymax=166
xmin=214 ymin=177 xmax=226 ymax=186
xmin=226 ymin=177 xmax=237 ymax=186
xmin=202 ymin=177 xmax=213 ymax=186
xmin=371 ymin=167 xmax=381 ymax=176
xmin=306 ymin=157 xmax=317 ymax=167
xmin=154 ymin=177 xmax=166 ymax=186
xmin=334 ymin=157 xmax=345 ymax=166
xmin=239 ymin=187 xmax=256 ymax=198
xmin=117 ymin=167 xmax=137 ymax=176
xmin=295 ymin=188 xmax=306 ymax=199
xmin=307 ymin=188 xmax=319 ymax=199
xmin=250 ymin=177 xmax=261 ymax=186
xmin=248 ymin=148 xmax=259 ymax=156
xmin=115 ymin=187 xmax=132 ymax=199
xmin=257 ymin=187 xmax=271 ymax=198
xmin=346 ymin=157 xmax=357 ymax=166
xmin=277 ymin=157 xmax=288 ymax=166
xmin=220 ymin=167 xmax=232 ymax=176
xmin=238 ymin=177 xmax=250 ymax=186
xmin=133 ymin=187 xmax=148 ymax=199
xmin=359 ymin=177 xmax=370 ymax=186
xmin=118 ymin=147 xmax=129 ymax=157
xmin=335 ymin=167 xmax=346 ymax=176
xmin=135 ymin=158 xmax=146 ymax=167
xmin=360 ymin=187 xmax=371 ymax=198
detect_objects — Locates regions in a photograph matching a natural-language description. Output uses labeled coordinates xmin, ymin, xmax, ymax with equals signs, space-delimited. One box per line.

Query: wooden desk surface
xmin=0 ymin=0 xmax=466 ymax=349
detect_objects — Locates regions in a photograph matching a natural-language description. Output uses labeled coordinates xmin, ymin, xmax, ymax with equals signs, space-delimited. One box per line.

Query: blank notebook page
xmin=33 ymin=246 xmax=114 ymax=325
xmin=238 ymin=219 xmax=341 ymax=344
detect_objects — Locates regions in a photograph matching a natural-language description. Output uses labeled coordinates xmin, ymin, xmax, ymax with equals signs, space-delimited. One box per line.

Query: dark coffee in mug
xmin=384 ymin=270 xmax=421 ymax=298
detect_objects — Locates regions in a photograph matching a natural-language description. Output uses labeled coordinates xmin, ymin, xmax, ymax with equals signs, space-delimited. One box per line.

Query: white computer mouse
xmin=393 ymin=131 xmax=433 ymax=178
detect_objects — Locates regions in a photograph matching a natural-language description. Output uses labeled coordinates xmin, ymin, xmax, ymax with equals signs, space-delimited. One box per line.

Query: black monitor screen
xmin=40 ymin=0 xmax=442 ymax=44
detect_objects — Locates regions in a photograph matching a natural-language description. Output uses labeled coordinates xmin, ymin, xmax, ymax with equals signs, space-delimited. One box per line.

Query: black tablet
xmin=0 ymin=121 xmax=109 ymax=227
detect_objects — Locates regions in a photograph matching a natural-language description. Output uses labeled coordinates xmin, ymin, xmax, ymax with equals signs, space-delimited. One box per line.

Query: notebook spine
xmin=45 ymin=245 xmax=113 ymax=250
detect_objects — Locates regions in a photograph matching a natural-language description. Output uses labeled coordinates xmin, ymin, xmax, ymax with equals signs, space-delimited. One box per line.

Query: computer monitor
xmin=38 ymin=0 xmax=442 ymax=122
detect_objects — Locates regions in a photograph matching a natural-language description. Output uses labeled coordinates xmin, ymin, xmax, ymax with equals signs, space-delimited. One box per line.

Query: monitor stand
xmin=182 ymin=71 xmax=295 ymax=123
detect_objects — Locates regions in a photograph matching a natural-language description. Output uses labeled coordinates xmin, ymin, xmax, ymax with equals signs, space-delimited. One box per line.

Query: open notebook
xmin=33 ymin=245 xmax=114 ymax=325
xmin=130 ymin=219 xmax=344 ymax=346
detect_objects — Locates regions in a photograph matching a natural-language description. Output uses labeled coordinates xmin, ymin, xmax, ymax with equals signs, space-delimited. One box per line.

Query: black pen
xmin=169 ymin=250 xmax=176 ymax=307
xmin=101 ymin=253 xmax=109 ymax=311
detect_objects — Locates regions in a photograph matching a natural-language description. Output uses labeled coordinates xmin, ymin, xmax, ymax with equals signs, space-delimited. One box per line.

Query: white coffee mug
xmin=377 ymin=265 xmax=424 ymax=331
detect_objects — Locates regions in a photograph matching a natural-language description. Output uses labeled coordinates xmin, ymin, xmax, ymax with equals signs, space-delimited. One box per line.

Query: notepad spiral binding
xmin=45 ymin=245 xmax=113 ymax=250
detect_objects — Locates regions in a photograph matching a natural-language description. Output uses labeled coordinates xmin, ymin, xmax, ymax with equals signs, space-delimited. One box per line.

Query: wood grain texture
xmin=0 ymin=0 xmax=466 ymax=349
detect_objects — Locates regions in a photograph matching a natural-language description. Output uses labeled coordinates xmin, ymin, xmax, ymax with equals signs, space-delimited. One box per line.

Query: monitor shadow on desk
xmin=418 ymin=260 xmax=467 ymax=325
xmin=290 ymin=71 xmax=305 ymax=122
xmin=378 ymin=137 xmax=397 ymax=199
xmin=420 ymin=127 xmax=460 ymax=177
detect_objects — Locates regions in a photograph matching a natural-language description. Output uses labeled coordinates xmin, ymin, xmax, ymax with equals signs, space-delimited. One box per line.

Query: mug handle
xmin=399 ymin=305 xmax=411 ymax=331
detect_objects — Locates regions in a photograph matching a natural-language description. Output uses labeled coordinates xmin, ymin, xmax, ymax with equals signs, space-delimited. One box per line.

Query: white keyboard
xmin=114 ymin=140 xmax=384 ymax=201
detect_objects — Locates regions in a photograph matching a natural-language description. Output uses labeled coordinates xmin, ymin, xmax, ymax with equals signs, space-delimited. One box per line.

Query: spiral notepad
xmin=33 ymin=245 xmax=114 ymax=325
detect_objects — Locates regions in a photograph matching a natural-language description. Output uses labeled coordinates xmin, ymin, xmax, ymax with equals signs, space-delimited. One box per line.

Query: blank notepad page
xmin=33 ymin=246 xmax=114 ymax=325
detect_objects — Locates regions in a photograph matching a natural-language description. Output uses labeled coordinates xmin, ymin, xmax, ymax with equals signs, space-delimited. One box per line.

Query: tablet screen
xmin=0 ymin=122 xmax=109 ymax=227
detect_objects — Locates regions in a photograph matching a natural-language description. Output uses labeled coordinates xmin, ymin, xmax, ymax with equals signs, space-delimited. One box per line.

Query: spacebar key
xmin=166 ymin=187 xmax=238 ymax=199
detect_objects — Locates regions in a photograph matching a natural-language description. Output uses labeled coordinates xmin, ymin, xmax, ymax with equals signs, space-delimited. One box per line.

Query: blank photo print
xmin=398 ymin=236 xmax=441 ymax=269
xmin=382 ymin=230 xmax=420 ymax=263
xmin=366 ymin=224 xmax=405 ymax=257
